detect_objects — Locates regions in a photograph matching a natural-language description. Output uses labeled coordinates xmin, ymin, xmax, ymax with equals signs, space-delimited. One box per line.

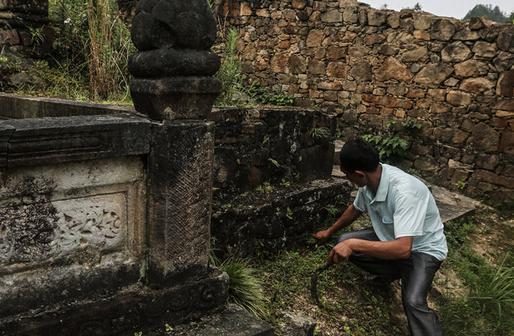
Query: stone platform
xmin=144 ymin=304 xmax=274 ymax=336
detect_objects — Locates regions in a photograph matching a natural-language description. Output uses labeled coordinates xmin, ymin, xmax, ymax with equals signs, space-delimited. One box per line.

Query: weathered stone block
xmin=460 ymin=77 xmax=495 ymax=93
xmin=321 ymin=9 xmax=342 ymax=23
xmin=441 ymin=41 xmax=472 ymax=63
xmin=496 ymin=70 xmax=514 ymax=97
xmin=367 ymin=9 xmax=386 ymax=26
xmin=376 ymin=57 xmax=412 ymax=82
xmin=431 ymin=19 xmax=455 ymax=41
xmin=454 ymin=59 xmax=488 ymax=78
xmin=414 ymin=64 xmax=453 ymax=85
xmin=130 ymin=77 xmax=221 ymax=120
xmin=472 ymin=41 xmax=497 ymax=59
xmin=306 ymin=29 xmax=324 ymax=47
xmin=401 ymin=46 xmax=428 ymax=62
xmin=446 ymin=90 xmax=471 ymax=107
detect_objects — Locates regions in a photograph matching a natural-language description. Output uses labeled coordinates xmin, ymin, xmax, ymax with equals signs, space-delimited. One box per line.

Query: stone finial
xmin=129 ymin=0 xmax=221 ymax=121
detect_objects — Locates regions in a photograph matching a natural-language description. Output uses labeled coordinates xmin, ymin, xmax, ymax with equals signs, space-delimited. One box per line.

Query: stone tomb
xmin=0 ymin=97 xmax=229 ymax=335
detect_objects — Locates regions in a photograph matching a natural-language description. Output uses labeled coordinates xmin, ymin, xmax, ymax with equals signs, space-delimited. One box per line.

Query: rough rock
xmin=414 ymin=64 xmax=453 ymax=85
xmin=441 ymin=42 xmax=472 ymax=63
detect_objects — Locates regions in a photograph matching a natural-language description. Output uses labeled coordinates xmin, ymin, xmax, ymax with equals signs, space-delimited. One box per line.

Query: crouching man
xmin=314 ymin=138 xmax=447 ymax=336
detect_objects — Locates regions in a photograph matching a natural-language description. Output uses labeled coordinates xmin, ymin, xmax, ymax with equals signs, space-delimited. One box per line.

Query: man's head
xmin=339 ymin=138 xmax=380 ymax=187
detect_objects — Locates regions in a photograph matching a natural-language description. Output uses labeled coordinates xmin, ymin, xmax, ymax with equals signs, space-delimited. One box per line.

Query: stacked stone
xmin=0 ymin=0 xmax=48 ymax=53
xmin=218 ymin=0 xmax=514 ymax=203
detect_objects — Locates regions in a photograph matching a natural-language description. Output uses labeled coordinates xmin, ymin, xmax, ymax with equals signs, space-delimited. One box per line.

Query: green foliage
xmin=309 ymin=127 xmax=332 ymax=143
xmin=256 ymin=182 xmax=274 ymax=194
xmin=361 ymin=118 xmax=422 ymax=162
xmin=214 ymin=28 xmax=294 ymax=107
xmin=362 ymin=134 xmax=409 ymax=161
xmin=247 ymin=84 xmax=294 ymax=106
xmin=215 ymin=28 xmax=244 ymax=105
xmin=34 ymin=0 xmax=134 ymax=101
xmin=439 ymin=218 xmax=514 ymax=335
xmin=463 ymin=4 xmax=510 ymax=23
xmin=217 ymin=257 xmax=269 ymax=318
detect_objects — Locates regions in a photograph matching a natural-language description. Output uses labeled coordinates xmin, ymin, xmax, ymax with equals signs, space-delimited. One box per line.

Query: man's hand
xmin=312 ymin=229 xmax=332 ymax=241
xmin=328 ymin=239 xmax=354 ymax=263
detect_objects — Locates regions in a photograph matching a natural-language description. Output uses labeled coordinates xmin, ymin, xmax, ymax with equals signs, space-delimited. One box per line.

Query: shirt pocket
xmin=382 ymin=216 xmax=394 ymax=225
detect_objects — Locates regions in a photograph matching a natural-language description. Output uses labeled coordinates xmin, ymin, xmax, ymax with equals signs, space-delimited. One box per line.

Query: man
xmin=313 ymin=138 xmax=447 ymax=336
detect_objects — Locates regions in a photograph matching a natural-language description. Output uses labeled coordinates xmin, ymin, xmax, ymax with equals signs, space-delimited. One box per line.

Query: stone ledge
xmin=145 ymin=304 xmax=274 ymax=336
xmin=0 ymin=113 xmax=152 ymax=168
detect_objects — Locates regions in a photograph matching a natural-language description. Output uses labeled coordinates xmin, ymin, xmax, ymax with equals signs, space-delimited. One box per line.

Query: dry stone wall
xmin=218 ymin=0 xmax=514 ymax=204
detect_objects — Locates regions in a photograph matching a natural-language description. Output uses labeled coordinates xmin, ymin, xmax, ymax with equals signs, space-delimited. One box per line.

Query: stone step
xmin=144 ymin=304 xmax=274 ymax=336
xmin=331 ymin=165 xmax=481 ymax=223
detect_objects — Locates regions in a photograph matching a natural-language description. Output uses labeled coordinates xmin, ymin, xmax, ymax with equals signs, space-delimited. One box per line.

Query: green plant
xmin=469 ymin=254 xmax=514 ymax=318
xmin=361 ymin=118 xmax=424 ymax=162
xmin=362 ymin=134 xmax=409 ymax=161
xmin=41 ymin=0 xmax=133 ymax=101
xmin=218 ymin=257 xmax=269 ymax=318
xmin=256 ymin=182 xmax=274 ymax=194
xmin=309 ymin=127 xmax=332 ymax=143
xmin=455 ymin=179 xmax=467 ymax=190
xmin=215 ymin=27 xmax=243 ymax=105
xmin=247 ymin=83 xmax=294 ymax=106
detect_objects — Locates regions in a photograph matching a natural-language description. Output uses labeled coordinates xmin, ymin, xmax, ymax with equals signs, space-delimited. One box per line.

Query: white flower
xmin=64 ymin=18 xmax=71 ymax=24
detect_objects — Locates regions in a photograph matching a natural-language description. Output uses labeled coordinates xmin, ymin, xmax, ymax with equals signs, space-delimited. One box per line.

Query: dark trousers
xmin=339 ymin=229 xmax=443 ymax=336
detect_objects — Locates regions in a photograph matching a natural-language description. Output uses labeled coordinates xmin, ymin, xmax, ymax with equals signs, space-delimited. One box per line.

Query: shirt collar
xmin=371 ymin=163 xmax=388 ymax=203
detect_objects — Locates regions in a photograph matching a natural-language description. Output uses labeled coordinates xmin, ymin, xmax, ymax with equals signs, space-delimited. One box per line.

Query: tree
xmin=463 ymin=4 xmax=509 ymax=23
xmin=413 ymin=3 xmax=422 ymax=11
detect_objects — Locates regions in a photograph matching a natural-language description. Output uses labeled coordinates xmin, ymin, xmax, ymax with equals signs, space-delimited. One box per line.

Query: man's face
xmin=340 ymin=166 xmax=367 ymax=188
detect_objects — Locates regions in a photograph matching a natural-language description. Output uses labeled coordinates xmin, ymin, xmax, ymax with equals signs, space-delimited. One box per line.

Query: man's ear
xmin=354 ymin=170 xmax=366 ymax=179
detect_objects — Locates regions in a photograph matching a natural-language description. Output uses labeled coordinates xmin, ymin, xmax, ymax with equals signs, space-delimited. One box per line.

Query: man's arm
xmin=313 ymin=204 xmax=362 ymax=240
xmin=329 ymin=236 xmax=413 ymax=262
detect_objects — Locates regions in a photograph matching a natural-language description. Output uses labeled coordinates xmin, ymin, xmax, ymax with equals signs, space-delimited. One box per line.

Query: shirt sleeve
xmin=393 ymin=191 xmax=428 ymax=238
xmin=353 ymin=188 xmax=367 ymax=213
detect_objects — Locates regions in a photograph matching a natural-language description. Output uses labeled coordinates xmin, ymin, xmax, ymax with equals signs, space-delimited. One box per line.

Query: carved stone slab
xmin=0 ymin=157 xmax=145 ymax=273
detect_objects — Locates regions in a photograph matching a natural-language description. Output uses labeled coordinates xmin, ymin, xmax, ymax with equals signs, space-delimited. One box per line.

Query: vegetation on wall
xmin=361 ymin=118 xmax=421 ymax=163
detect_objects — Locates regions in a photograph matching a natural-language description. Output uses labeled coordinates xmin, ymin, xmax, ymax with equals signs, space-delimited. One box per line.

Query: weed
xmin=256 ymin=182 xmax=273 ymax=194
xmin=362 ymin=133 xmax=409 ymax=161
xmin=439 ymin=217 xmax=514 ymax=335
xmin=247 ymin=83 xmax=294 ymax=106
xmin=455 ymin=179 xmax=467 ymax=190
xmin=217 ymin=257 xmax=269 ymax=318
xmin=215 ymin=27 xmax=244 ymax=105
xmin=309 ymin=127 xmax=332 ymax=143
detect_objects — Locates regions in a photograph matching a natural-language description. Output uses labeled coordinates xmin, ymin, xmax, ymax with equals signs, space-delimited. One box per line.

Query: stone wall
xmin=210 ymin=107 xmax=335 ymax=197
xmin=217 ymin=0 xmax=514 ymax=205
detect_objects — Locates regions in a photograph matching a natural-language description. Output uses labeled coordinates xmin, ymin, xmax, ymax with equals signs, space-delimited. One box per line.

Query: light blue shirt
xmin=353 ymin=164 xmax=448 ymax=261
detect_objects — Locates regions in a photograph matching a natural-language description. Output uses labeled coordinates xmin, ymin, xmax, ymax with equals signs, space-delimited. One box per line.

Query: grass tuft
xmin=217 ymin=257 xmax=269 ymax=319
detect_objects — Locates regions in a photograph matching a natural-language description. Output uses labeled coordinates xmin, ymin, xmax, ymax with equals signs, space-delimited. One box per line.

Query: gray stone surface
xmin=129 ymin=0 xmax=220 ymax=120
xmin=0 ymin=157 xmax=146 ymax=317
xmin=146 ymin=121 xmax=214 ymax=283
xmin=0 ymin=93 xmax=136 ymax=119
xmin=0 ymin=113 xmax=151 ymax=167
xmin=148 ymin=304 xmax=273 ymax=336
xmin=212 ymin=178 xmax=352 ymax=258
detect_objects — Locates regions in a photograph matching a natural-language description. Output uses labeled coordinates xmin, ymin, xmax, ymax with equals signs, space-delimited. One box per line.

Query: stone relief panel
xmin=51 ymin=193 xmax=127 ymax=255
xmin=0 ymin=157 xmax=145 ymax=272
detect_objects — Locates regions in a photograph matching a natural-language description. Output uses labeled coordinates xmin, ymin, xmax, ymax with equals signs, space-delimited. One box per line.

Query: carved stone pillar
xmin=129 ymin=0 xmax=221 ymax=283
xmin=0 ymin=0 xmax=48 ymax=53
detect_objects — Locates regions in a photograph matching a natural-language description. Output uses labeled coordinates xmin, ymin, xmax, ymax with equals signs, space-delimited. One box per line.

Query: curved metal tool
xmin=310 ymin=260 xmax=333 ymax=307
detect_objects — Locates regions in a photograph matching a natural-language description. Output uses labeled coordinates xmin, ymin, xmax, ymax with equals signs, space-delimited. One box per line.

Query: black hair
xmin=339 ymin=138 xmax=380 ymax=172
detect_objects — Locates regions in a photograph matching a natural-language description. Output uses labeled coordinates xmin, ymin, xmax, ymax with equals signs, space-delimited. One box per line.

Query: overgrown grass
xmin=16 ymin=0 xmax=134 ymax=103
xmin=216 ymin=257 xmax=269 ymax=319
xmin=214 ymin=27 xmax=294 ymax=107
xmin=439 ymin=216 xmax=514 ymax=335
